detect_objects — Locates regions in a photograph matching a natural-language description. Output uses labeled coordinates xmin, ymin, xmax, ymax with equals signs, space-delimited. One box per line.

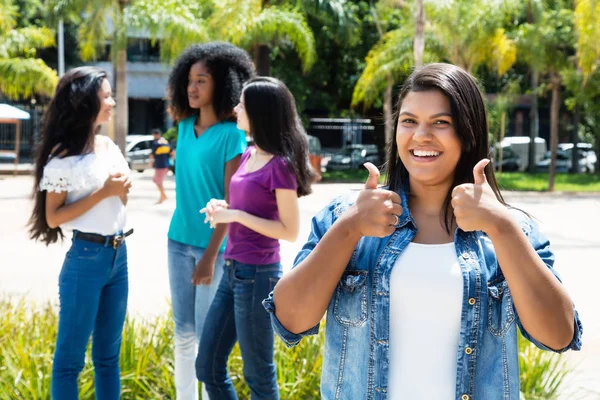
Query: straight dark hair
xmin=385 ymin=63 xmax=507 ymax=232
xmin=242 ymin=77 xmax=316 ymax=197
xmin=28 ymin=66 xmax=108 ymax=245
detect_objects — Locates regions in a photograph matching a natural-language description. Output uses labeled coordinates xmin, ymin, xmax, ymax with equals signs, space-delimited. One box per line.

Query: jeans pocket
xmin=234 ymin=264 xmax=256 ymax=284
xmin=487 ymin=279 xmax=516 ymax=336
xmin=333 ymin=270 xmax=368 ymax=327
xmin=75 ymin=245 xmax=103 ymax=261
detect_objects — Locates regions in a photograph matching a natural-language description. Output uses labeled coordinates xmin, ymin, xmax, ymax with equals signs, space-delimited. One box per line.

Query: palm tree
xmin=208 ymin=0 xmax=316 ymax=76
xmin=428 ymin=0 xmax=519 ymax=76
xmin=47 ymin=0 xmax=212 ymax=151
xmin=516 ymin=2 xmax=574 ymax=190
xmin=0 ymin=0 xmax=57 ymax=99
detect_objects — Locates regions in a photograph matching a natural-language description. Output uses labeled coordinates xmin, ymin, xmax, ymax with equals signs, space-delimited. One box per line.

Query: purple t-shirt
xmin=224 ymin=147 xmax=298 ymax=265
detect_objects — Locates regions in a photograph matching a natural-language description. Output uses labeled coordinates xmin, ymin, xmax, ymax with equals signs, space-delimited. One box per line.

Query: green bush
xmin=0 ymin=298 xmax=572 ymax=399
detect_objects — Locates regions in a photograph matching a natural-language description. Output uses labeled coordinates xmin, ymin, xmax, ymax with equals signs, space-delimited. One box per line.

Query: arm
xmin=273 ymin=213 xmax=362 ymax=334
xmin=209 ymin=189 xmax=300 ymax=242
xmin=46 ymin=174 xmax=132 ymax=228
xmin=452 ymin=159 xmax=576 ymax=351
xmin=192 ymin=155 xmax=242 ymax=285
xmin=274 ymin=163 xmax=401 ymax=334
xmin=46 ymin=189 xmax=109 ymax=228
xmin=204 ymin=155 xmax=241 ymax=256
xmin=487 ymin=220 xmax=575 ymax=351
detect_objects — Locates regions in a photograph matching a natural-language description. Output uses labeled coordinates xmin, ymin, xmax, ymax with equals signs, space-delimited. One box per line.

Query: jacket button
xmin=225 ymin=260 xmax=231 ymax=266
xmin=462 ymin=395 xmax=470 ymax=400
xmin=462 ymin=252 xmax=470 ymax=259
xmin=468 ymin=298 xmax=476 ymax=305
xmin=465 ymin=347 xmax=473 ymax=355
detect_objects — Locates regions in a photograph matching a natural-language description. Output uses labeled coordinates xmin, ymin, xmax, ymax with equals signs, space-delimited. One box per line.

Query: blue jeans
xmin=167 ymin=239 xmax=224 ymax=400
xmin=196 ymin=260 xmax=282 ymax=400
xmin=51 ymin=236 xmax=128 ymax=400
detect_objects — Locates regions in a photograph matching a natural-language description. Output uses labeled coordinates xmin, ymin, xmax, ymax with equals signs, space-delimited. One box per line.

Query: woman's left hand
xmin=451 ymin=159 xmax=512 ymax=234
xmin=200 ymin=198 xmax=237 ymax=228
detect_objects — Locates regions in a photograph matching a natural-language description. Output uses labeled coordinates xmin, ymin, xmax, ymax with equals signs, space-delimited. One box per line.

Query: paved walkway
xmin=1 ymin=171 xmax=599 ymax=398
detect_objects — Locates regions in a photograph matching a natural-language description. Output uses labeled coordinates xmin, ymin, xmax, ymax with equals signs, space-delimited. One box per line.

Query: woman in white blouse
xmin=28 ymin=66 xmax=132 ymax=399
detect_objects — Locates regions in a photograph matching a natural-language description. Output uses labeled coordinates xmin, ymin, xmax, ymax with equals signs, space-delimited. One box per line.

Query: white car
xmin=125 ymin=135 xmax=154 ymax=172
xmin=557 ymin=143 xmax=597 ymax=173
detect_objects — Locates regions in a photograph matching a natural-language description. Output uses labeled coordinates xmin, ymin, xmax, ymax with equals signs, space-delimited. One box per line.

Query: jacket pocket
xmin=333 ymin=270 xmax=368 ymax=327
xmin=487 ymin=279 xmax=516 ymax=336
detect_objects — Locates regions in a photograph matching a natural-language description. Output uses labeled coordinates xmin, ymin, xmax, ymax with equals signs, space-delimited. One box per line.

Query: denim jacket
xmin=263 ymin=189 xmax=582 ymax=400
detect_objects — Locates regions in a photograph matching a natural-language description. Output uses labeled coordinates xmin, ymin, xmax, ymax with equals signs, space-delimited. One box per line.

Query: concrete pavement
xmin=1 ymin=171 xmax=599 ymax=398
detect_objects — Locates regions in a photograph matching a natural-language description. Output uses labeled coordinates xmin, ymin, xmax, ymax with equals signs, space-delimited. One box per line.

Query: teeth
xmin=413 ymin=150 xmax=440 ymax=157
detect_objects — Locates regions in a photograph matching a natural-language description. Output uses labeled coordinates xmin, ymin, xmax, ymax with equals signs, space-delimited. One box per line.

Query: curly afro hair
xmin=167 ymin=42 xmax=255 ymax=122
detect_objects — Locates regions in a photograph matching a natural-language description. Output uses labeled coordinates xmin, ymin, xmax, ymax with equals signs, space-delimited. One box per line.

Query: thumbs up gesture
xmin=345 ymin=163 xmax=403 ymax=238
xmin=451 ymin=159 xmax=510 ymax=233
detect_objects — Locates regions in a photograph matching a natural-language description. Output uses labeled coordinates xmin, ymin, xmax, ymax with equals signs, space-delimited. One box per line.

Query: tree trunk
xmin=499 ymin=111 xmax=506 ymax=173
xmin=548 ymin=74 xmax=561 ymax=192
xmin=383 ymin=78 xmax=394 ymax=147
xmin=528 ymin=69 xmax=539 ymax=172
xmin=254 ymin=44 xmax=271 ymax=76
xmin=414 ymin=0 xmax=425 ymax=68
xmin=570 ymin=103 xmax=580 ymax=173
xmin=115 ymin=48 xmax=128 ymax=153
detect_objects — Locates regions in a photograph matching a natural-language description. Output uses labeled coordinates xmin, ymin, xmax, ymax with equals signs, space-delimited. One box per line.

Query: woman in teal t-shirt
xmin=166 ymin=42 xmax=255 ymax=400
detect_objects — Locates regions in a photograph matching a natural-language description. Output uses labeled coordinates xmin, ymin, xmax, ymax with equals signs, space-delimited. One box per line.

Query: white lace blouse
xmin=39 ymin=135 xmax=130 ymax=236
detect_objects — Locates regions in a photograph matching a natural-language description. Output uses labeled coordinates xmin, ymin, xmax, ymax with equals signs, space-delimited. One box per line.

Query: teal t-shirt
xmin=168 ymin=116 xmax=247 ymax=250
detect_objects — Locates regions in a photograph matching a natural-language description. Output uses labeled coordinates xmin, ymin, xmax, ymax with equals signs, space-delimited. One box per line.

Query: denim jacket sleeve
xmin=263 ymin=197 xmax=342 ymax=347
xmin=513 ymin=212 xmax=583 ymax=353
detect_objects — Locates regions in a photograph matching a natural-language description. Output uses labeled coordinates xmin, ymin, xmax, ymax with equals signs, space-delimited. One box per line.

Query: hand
xmin=344 ymin=163 xmax=403 ymax=238
xmin=200 ymin=199 xmax=236 ymax=228
xmin=102 ymin=173 xmax=132 ymax=198
xmin=451 ymin=159 xmax=511 ymax=233
xmin=192 ymin=254 xmax=216 ymax=285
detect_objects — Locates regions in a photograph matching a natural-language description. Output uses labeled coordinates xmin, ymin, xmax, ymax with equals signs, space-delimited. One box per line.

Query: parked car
xmin=557 ymin=143 xmax=597 ymax=173
xmin=498 ymin=137 xmax=547 ymax=171
xmin=125 ymin=135 xmax=154 ymax=172
xmin=326 ymin=144 xmax=380 ymax=171
xmin=494 ymin=145 xmax=521 ymax=172
xmin=535 ymin=149 xmax=593 ymax=173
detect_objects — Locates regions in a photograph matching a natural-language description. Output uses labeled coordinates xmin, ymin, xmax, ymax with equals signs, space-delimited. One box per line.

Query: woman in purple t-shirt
xmin=195 ymin=77 xmax=316 ymax=399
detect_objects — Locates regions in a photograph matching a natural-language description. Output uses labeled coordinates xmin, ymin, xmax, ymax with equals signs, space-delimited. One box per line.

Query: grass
xmin=0 ymin=298 xmax=573 ymax=399
xmin=321 ymin=168 xmax=600 ymax=192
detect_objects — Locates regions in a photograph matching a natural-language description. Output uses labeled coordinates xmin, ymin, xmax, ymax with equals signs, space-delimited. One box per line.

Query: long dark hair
xmin=167 ymin=42 xmax=255 ymax=121
xmin=242 ymin=77 xmax=316 ymax=197
xmin=28 ymin=66 xmax=108 ymax=245
xmin=385 ymin=63 xmax=507 ymax=232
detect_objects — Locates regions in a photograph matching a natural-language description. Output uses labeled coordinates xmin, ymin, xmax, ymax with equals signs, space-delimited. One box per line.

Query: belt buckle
xmin=112 ymin=235 xmax=123 ymax=249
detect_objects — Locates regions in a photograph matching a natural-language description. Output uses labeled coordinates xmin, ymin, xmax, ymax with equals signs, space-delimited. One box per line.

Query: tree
xmin=428 ymin=0 xmax=519 ymax=76
xmin=0 ymin=0 xmax=57 ymax=99
xmin=47 ymin=0 xmax=212 ymax=151
xmin=570 ymin=0 xmax=600 ymax=172
xmin=517 ymin=2 xmax=574 ymax=190
xmin=208 ymin=0 xmax=316 ymax=76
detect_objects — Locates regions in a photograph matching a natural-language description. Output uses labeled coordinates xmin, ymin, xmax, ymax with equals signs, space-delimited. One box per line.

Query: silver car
xmin=125 ymin=135 xmax=154 ymax=172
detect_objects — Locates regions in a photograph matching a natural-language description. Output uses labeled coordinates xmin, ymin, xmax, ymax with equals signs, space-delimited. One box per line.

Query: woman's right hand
xmin=102 ymin=173 xmax=132 ymax=198
xmin=343 ymin=162 xmax=403 ymax=238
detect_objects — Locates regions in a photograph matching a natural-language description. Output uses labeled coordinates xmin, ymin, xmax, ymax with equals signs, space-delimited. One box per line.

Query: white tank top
xmin=388 ymin=242 xmax=463 ymax=399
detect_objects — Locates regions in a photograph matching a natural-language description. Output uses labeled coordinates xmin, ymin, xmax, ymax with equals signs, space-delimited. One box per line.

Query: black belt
xmin=73 ymin=229 xmax=134 ymax=249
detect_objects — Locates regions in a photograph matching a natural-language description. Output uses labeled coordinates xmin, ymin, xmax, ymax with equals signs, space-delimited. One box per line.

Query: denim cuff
xmin=521 ymin=308 xmax=583 ymax=353
xmin=262 ymin=292 xmax=320 ymax=348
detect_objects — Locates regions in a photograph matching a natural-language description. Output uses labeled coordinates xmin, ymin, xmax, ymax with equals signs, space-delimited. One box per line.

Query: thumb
xmin=363 ymin=162 xmax=380 ymax=189
xmin=473 ymin=159 xmax=490 ymax=185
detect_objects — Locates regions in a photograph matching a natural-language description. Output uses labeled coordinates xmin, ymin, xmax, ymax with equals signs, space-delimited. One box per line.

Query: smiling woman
xmin=267 ymin=63 xmax=582 ymax=400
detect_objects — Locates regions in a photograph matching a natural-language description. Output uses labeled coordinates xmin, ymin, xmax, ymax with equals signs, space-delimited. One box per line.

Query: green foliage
xmin=0 ymin=298 xmax=325 ymax=399
xmin=0 ymin=0 xmax=57 ymax=99
xmin=518 ymin=331 xmax=571 ymax=399
xmin=497 ymin=172 xmax=600 ymax=191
